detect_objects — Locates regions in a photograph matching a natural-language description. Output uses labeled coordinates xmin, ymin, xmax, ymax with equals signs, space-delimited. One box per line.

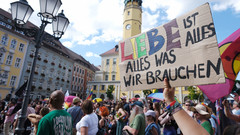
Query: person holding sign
xmin=163 ymin=78 xmax=210 ymax=135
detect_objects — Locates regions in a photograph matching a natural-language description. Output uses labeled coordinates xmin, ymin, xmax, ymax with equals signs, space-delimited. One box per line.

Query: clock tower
xmin=123 ymin=0 xmax=142 ymax=39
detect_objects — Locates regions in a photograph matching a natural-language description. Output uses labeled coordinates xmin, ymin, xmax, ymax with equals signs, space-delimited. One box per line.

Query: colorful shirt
xmin=37 ymin=110 xmax=72 ymax=135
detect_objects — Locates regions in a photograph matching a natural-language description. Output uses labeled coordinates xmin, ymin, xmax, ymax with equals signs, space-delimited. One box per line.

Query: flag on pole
xmin=65 ymin=90 xmax=69 ymax=97
xmin=87 ymin=89 xmax=93 ymax=100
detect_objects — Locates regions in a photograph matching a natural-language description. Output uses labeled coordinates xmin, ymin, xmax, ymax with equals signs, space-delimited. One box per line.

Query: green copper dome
xmin=124 ymin=0 xmax=142 ymax=6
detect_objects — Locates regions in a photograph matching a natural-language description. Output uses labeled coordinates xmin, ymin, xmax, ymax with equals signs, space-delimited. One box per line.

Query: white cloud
xmin=86 ymin=52 xmax=100 ymax=58
xmin=62 ymin=41 xmax=74 ymax=48
xmin=142 ymin=11 xmax=160 ymax=32
xmin=212 ymin=0 xmax=240 ymax=13
xmin=2 ymin=0 xmax=240 ymax=48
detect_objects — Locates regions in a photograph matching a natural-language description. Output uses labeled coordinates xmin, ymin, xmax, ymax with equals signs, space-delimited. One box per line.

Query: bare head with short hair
xmin=49 ymin=90 xmax=64 ymax=110
xmin=82 ymin=100 xmax=93 ymax=114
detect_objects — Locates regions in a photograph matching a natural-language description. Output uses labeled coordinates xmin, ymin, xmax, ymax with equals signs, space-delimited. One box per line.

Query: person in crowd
xmin=159 ymin=109 xmax=178 ymax=135
xmin=145 ymin=110 xmax=161 ymax=135
xmin=3 ymin=94 xmax=11 ymax=106
xmin=3 ymin=99 xmax=16 ymax=135
xmin=232 ymin=101 xmax=240 ymax=115
xmin=98 ymin=106 xmax=110 ymax=135
xmin=37 ymin=90 xmax=72 ymax=134
xmin=94 ymin=102 xmax=101 ymax=115
xmin=108 ymin=114 xmax=117 ymax=135
xmin=121 ymin=96 xmax=130 ymax=115
xmin=192 ymin=104 xmax=213 ymax=135
xmin=13 ymin=99 xmax=35 ymax=134
xmin=153 ymin=102 xmax=161 ymax=124
xmin=67 ymin=97 xmax=83 ymax=135
xmin=123 ymin=101 xmax=145 ymax=135
xmin=28 ymin=107 xmax=50 ymax=135
xmin=222 ymin=99 xmax=240 ymax=122
xmin=139 ymin=97 xmax=149 ymax=113
xmin=76 ymin=100 xmax=98 ymax=135
xmin=184 ymin=100 xmax=194 ymax=117
xmin=162 ymin=78 xmax=210 ymax=135
xmin=115 ymin=102 xmax=128 ymax=135
xmin=0 ymin=100 xmax=5 ymax=133
xmin=35 ymin=101 xmax=43 ymax=115
xmin=204 ymin=104 xmax=220 ymax=135
xmin=148 ymin=101 xmax=154 ymax=111
xmin=223 ymin=124 xmax=240 ymax=135
xmin=233 ymin=92 xmax=239 ymax=102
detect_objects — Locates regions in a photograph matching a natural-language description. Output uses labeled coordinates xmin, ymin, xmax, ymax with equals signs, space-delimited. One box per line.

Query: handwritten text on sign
xmin=119 ymin=3 xmax=225 ymax=91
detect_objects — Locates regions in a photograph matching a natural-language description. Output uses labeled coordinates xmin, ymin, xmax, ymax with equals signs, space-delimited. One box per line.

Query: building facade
xmin=88 ymin=0 xmax=190 ymax=102
xmin=0 ymin=8 xmax=96 ymax=100
xmin=87 ymin=0 xmax=143 ymax=101
xmin=87 ymin=46 xmax=121 ymax=101
xmin=70 ymin=55 xmax=97 ymax=99
xmin=0 ymin=9 xmax=29 ymax=99
xmin=19 ymin=39 xmax=74 ymax=99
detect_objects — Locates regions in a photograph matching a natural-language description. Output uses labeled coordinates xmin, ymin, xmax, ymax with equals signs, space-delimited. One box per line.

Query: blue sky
xmin=1 ymin=0 xmax=240 ymax=80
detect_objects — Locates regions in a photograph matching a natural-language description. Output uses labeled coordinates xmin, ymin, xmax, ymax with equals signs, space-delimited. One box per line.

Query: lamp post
xmin=10 ymin=0 xmax=69 ymax=134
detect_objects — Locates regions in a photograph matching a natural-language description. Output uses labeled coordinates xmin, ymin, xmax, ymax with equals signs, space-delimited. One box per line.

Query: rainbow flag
xmin=87 ymin=89 xmax=93 ymax=100
xmin=64 ymin=102 xmax=71 ymax=110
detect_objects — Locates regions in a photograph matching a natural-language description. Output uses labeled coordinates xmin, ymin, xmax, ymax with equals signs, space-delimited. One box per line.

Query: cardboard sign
xmin=119 ymin=3 xmax=225 ymax=91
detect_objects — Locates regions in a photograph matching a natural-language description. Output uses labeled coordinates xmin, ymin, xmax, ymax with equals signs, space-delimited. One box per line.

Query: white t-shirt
xmin=76 ymin=113 xmax=99 ymax=135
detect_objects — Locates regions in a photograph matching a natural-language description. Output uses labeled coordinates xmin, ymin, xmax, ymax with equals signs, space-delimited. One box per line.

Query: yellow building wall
xmin=0 ymin=30 xmax=28 ymax=99
xmin=116 ymin=58 xmax=120 ymax=80
xmin=109 ymin=59 xmax=112 ymax=81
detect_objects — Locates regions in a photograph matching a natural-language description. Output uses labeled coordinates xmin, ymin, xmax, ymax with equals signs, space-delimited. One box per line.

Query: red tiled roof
xmin=100 ymin=47 xmax=119 ymax=56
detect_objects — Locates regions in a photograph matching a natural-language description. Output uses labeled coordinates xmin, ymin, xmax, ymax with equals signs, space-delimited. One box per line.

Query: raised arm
xmin=163 ymin=78 xmax=209 ymax=135
xmin=222 ymin=99 xmax=240 ymax=122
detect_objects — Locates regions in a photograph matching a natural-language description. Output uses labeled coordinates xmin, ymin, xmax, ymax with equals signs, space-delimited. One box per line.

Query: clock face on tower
xmin=126 ymin=24 xmax=131 ymax=30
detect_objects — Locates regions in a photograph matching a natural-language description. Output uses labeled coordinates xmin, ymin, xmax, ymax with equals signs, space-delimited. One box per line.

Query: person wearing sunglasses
xmin=192 ymin=104 xmax=213 ymax=135
xmin=184 ymin=100 xmax=194 ymax=117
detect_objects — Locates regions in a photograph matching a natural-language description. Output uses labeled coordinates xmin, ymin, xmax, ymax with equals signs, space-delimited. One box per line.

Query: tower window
xmin=128 ymin=11 xmax=130 ymax=15
xmin=106 ymin=59 xmax=109 ymax=65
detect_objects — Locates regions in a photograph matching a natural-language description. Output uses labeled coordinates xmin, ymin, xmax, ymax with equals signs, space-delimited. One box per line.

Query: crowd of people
xmin=0 ymin=79 xmax=239 ymax=135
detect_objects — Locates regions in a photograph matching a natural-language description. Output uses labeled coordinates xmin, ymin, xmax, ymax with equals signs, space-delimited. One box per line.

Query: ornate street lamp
xmin=10 ymin=0 xmax=69 ymax=134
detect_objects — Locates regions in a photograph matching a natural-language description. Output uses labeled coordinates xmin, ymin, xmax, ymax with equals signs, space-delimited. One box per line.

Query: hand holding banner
xmin=119 ymin=3 xmax=225 ymax=91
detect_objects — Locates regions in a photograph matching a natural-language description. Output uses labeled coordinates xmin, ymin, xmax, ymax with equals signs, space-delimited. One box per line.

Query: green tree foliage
xmin=106 ymin=85 xmax=114 ymax=100
xmin=143 ymin=90 xmax=152 ymax=98
xmin=187 ymin=86 xmax=204 ymax=102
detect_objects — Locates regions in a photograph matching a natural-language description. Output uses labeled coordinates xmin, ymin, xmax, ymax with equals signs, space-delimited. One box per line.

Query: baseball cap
xmin=72 ymin=97 xmax=80 ymax=104
xmin=145 ymin=110 xmax=155 ymax=117
xmin=131 ymin=101 xmax=143 ymax=108
xmin=192 ymin=104 xmax=209 ymax=115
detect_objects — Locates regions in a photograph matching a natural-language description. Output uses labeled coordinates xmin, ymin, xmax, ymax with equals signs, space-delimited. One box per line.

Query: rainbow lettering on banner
xmin=119 ymin=3 xmax=225 ymax=92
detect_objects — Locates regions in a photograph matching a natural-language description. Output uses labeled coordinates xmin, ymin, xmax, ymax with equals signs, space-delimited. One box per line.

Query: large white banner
xmin=119 ymin=3 xmax=225 ymax=91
